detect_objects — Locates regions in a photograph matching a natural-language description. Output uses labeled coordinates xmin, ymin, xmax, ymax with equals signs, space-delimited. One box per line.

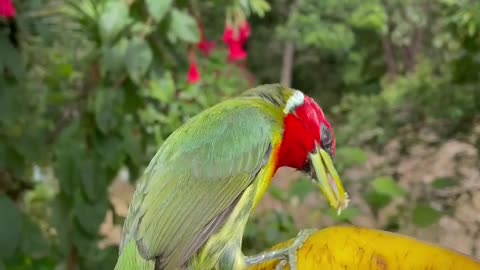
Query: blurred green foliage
xmin=1 ymin=0 xmax=480 ymax=268
xmin=244 ymin=0 xmax=480 ymax=253
xmin=0 ymin=0 xmax=269 ymax=268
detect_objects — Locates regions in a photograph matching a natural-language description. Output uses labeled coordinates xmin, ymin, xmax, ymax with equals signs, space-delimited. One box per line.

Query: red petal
xmin=227 ymin=42 xmax=247 ymax=62
xmin=239 ymin=22 xmax=251 ymax=43
xmin=187 ymin=61 xmax=201 ymax=84
xmin=222 ymin=26 xmax=235 ymax=45
xmin=197 ymin=40 xmax=215 ymax=56
xmin=0 ymin=0 xmax=16 ymax=19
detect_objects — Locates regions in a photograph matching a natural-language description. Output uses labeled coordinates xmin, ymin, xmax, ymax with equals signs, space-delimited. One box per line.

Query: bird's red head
xmin=275 ymin=89 xmax=347 ymax=212
xmin=277 ymin=92 xmax=336 ymax=170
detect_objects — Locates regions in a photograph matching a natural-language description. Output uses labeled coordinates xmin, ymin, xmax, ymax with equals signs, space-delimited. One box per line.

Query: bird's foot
xmin=245 ymin=228 xmax=316 ymax=270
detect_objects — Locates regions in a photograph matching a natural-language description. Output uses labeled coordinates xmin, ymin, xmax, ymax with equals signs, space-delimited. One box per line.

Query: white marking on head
xmin=283 ymin=90 xmax=305 ymax=114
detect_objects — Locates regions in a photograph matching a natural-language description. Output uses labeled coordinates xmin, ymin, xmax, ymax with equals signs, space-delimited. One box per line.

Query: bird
xmin=114 ymin=84 xmax=349 ymax=270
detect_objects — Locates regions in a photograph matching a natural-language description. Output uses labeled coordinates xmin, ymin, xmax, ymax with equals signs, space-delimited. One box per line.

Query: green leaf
xmin=71 ymin=225 xmax=95 ymax=253
xmin=364 ymin=191 xmax=391 ymax=210
xmin=94 ymin=88 xmax=125 ymax=133
xmin=54 ymin=145 xmax=83 ymax=196
xmin=94 ymin=135 xmax=125 ymax=170
xmin=431 ymin=178 xmax=458 ymax=189
xmin=73 ymin=196 xmax=108 ymax=236
xmin=412 ymin=204 xmax=442 ymax=228
xmin=50 ymin=195 xmax=73 ymax=255
xmin=123 ymin=86 xmax=144 ymax=114
xmin=249 ymin=0 xmax=271 ymax=17
xmin=167 ymin=9 xmax=200 ymax=43
xmin=149 ymin=71 xmax=176 ymax=102
xmin=335 ymin=146 xmax=368 ymax=169
xmin=101 ymin=38 xmax=128 ymax=76
xmin=146 ymin=0 xmax=172 ymax=22
xmin=54 ymin=62 xmax=74 ymax=79
xmin=14 ymin=130 xmax=46 ymax=163
xmin=99 ymin=0 xmax=130 ymax=44
xmin=0 ymin=81 xmax=15 ymax=126
xmin=0 ymin=35 xmax=25 ymax=79
xmin=125 ymin=38 xmax=153 ymax=84
xmin=371 ymin=177 xmax=407 ymax=197
xmin=0 ymin=196 xmax=22 ymax=260
xmin=21 ymin=217 xmax=49 ymax=259
xmin=81 ymin=158 xmax=107 ymax=203
xmin=275 ymin=211 xmax=295 ymax=232
xmin=348 ymin=2 xmax=387 ymax=33
xmin=83 ymin=246 xmax=118 ymax=270
xmin=289 ymin=179 xmax=312 ymax=201
xmin=123 ymin=127 xmax=143 ymax=168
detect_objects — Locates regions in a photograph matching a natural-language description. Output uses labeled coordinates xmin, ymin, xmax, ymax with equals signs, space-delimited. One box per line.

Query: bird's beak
xmin=308 ymin=147 xmax=349 ymax=214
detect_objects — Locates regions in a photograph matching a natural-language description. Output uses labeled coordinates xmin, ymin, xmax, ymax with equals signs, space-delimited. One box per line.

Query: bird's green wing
xmin=120 ymin=100 xmax=276 ymax=269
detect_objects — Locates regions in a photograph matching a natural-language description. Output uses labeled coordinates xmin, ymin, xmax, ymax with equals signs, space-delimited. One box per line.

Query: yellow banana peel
xmin=248 ymin=226 xmax=480 ymax=270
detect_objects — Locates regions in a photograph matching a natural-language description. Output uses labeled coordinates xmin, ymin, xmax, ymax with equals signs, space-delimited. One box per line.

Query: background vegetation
xmin=0 ymin=0 xmax=479 ymax=269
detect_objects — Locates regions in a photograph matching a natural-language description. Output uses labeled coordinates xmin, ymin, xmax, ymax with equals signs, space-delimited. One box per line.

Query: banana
xmin=248 ymin=226 xmax=480 ymax=270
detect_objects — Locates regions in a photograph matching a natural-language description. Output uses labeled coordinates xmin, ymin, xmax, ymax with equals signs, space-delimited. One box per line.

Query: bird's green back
xmin=116 ymin=84 xmax=294 ymax=270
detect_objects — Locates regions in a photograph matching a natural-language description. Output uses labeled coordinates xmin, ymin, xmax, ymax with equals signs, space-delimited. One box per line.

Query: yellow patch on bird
xmin=252 ymin=132 xmax=283 ymax=209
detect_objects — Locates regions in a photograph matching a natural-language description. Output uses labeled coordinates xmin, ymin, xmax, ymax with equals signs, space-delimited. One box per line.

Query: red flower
xmin=227 ymin=42 xmax=247 ymax=62
xmin=196 ymin=21 xmax=215 ymax=56
xmin=222 ymin=26 xmax=235 ymax=46
xmin=187 ymin=60 xmax=201 ymax=84
xmin=0 ymin=0 xmax=16 ymax=19
xmin=239 ymin=21 xmax=251 ymax=44
xmin=197 ymin=40 xmax=215 ymax=56
xmin=222 ymin=20 xmax=251 ymax=62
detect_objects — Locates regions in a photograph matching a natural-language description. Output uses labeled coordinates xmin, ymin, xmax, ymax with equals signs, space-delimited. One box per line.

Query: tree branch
xmin=382 ymin=35 xmax=398 ymax=80
xmin=280 ymin=0 xmax=299 ymax=87
xmin=0 ymin=169 xmax=34 ymax=201
xmin=66 ymin=247 xmax=78 ymax=270
xmin=280 ymin=42 xmax=295 ymax=87
xmin=405 ymin=27 xmax=424 ymax=73
xmin=381 ymin=0 xmax=399 ymax=80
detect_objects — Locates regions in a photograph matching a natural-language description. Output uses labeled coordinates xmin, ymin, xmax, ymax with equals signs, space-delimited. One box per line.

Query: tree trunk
xmin=280 ymin=0 xmax=299 ymax=87
xmin=382 ymin=35 xmax=398 ymax=80
xmin=404 ymin=27 xmax=424 ymax=73
xmin=280 ymin=42 xmax=295 ymax=87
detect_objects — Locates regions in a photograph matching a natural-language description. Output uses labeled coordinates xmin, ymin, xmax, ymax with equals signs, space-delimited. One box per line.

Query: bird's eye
xmin=320 ymin=124 xmax=332 ymax=157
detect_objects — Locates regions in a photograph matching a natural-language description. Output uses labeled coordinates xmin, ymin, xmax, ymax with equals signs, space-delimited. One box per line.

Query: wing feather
xmin=120 ymin=101 xmax=276 ymax=269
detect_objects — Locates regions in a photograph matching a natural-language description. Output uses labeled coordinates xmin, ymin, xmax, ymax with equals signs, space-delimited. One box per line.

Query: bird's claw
xmin=274 ymin=228 xmax=316 ymax=270
xmin=245 ymin=228 xmax=316 ymax=270
xmin=274 ymin=260 xmax=287 ymax=270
